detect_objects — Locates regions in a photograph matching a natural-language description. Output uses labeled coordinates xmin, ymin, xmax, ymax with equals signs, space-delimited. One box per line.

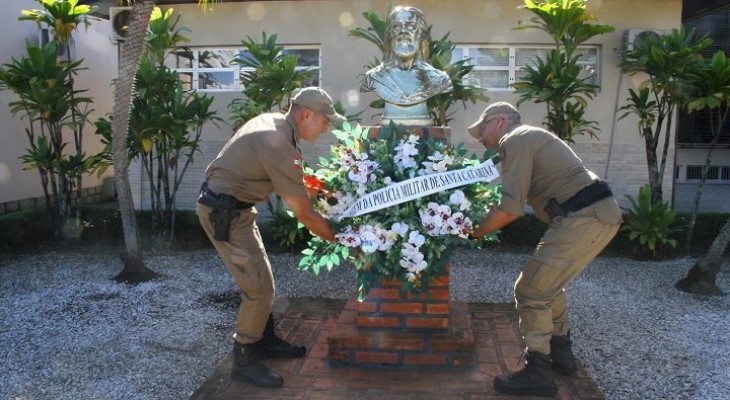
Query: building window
xmin=452 ymin=45 xmax=600 ymax=91
xmin=685 ymin=165 xmax=730 ymax=182
xmin=166 ymin=46 xmax=321 ymax=92
xmin=677 ymin=9 xmax=730 ymax=146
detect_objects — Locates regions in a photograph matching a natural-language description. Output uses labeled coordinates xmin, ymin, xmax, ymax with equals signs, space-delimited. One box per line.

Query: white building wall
xmin=0 ymin=0 xmax=116 ymax=210
xmin=2 ymin=0 xmax=692 ymax=214
xmin=0 ymin=0 xmax=51 ymax=206
xmin=162 ymin=0 xmax=683 ymax=211
xmin=673 ymin=147 xmax=730 ymax=212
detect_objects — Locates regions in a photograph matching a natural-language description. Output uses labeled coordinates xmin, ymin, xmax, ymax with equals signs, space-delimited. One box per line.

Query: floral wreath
xmin=299 ymin=122 xmax=502 ymax=299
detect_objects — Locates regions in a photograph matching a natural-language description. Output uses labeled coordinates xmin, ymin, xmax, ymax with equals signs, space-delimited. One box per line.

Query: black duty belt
xmin=545 ymin=180 xmax=613 ymax=220
xmin=197 ymin=182 xmax=254 ymax=210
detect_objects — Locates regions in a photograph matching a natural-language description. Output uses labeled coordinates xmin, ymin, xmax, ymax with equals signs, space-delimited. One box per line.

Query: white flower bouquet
xmin=299 ymin=122 xmax=502 ymax=298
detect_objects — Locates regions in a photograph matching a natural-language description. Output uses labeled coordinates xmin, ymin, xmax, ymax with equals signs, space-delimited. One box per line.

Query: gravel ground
xmin=1 ymin=246 xmax=729 ymax=400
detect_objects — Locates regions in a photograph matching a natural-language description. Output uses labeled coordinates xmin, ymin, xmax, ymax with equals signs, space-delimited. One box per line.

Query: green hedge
xmin=0 ymin=208 xmax=55 ymax=252
xmin=1 ymin=207 xmax=727 ymax=257
xmin=490 ymin=212 xmax=726 ymax=257
xmin=0 ymin=205 xmax=210 ymax=254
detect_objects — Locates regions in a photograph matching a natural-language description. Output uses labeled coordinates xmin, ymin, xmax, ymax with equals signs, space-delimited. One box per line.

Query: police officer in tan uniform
xmin=196 ymin=87 xmax=342 ymax=389
xmin=468 ymin=102 xmax=622 ymax=398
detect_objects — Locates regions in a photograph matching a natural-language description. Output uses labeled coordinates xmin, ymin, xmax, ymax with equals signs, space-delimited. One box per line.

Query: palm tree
xmin=18 ymin=0 xmax=97 ymax=237
xmin=513 ymin=0 xmax=614 ymax=144
xmin=111 ymin=0 xmax=216 ymax=283
xmin=682 ymin=51 xmax=730 ymax=255
xmin=619 ymin=28 xmax=710 ymax=205
xmin=675 ymin=51 xmax=730 ymax=295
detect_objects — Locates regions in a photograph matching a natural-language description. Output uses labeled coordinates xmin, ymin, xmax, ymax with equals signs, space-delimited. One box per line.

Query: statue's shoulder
xmin=365 ymin=63 xmax=391 ymax=78
xmin=362 ymin=63 xmax=397 ymax=89
xmin=415 ymin=60 xmax=448 ymax=77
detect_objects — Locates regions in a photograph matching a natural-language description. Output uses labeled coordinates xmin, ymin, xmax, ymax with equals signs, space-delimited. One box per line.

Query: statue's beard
xmin=393 ymin=40 xmax=417 ymax=61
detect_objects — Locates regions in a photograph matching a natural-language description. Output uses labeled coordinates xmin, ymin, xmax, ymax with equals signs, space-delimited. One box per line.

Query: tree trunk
xmin=685 ymin=143 xmax=717 ymax=254
xmin=675 ymin=216 xmax=729 ymax=296
xmin=686 ymin=106 xmax=729 ymax=255
xmin=658 ymin=104 xmax=674 ymax=189
xmin=644 ymin=131 xmax=662 ymax=204
xmin=112 ymin=1 xmax=159 ymax=284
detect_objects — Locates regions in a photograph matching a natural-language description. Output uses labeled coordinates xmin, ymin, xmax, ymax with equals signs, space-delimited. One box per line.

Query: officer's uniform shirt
xmin=496 ymin=125 xmax=599 ymax=224
xmin=204 ymin=113 xmax=307 ymax=203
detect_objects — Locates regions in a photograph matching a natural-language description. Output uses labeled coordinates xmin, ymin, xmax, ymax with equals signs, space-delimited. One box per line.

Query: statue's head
xmin=383 ymin=6 xmax=429 ymax=65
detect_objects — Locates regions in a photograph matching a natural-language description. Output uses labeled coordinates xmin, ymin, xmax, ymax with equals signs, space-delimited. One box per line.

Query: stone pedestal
xmin=327 ymin=268 xmax=476 ymax=370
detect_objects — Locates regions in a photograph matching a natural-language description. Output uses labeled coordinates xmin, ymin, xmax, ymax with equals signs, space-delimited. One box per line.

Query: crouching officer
xmin=196 ymin=87 xmax=342 ymax=389
xmin=467 ymin=102 xmax=622 ymax=398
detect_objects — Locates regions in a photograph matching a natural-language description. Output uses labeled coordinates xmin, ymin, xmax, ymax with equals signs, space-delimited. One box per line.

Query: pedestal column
xmin=327 ymin=267 xmax=476 ymax=369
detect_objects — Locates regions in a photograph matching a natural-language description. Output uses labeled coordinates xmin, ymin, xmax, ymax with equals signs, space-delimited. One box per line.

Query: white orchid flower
xmin=408 ymin=231 xmax=425 ymax=247
xmin=449 ymin=190 xmax=471 ymax=211
xmin=335 ymin=228 xmax=361 ymax=247
xmin=391 ymin=222 xmax=409 ymax=237
xmin=359 ymin=229 xmax=380 ymax=253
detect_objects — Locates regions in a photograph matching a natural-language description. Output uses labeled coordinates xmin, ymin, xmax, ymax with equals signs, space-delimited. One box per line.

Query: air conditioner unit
xmin=109 ymin=6 xmax=132 ymax=43
xmin=623 ymin=29 xmax=670 ymax=52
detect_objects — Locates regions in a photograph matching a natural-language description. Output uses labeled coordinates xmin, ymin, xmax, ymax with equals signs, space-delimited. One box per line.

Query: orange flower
xmin=304 ymin=175 xmax=338 ymax=204
xmin=303 ymin=175 xmax=326 ymax=191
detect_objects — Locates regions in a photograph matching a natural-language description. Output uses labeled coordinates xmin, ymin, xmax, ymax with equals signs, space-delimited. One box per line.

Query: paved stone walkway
xmin=190 ymin=298 xmax=603 ymax=400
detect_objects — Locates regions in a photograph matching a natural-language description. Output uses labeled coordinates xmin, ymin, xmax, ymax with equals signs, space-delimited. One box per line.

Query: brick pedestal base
xmin=327 ymin=270 xmax=476 ymax=370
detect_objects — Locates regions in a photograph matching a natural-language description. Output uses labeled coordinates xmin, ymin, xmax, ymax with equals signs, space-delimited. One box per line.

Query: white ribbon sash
xmin=337 ymin=159 xmax=499 ymax=220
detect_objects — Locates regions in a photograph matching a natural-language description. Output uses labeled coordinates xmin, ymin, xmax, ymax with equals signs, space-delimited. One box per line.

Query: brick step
xmin=328 ymin=300 xmax=476 ymax=370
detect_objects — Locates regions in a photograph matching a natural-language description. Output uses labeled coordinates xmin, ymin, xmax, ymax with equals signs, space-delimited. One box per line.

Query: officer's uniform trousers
xmin=514 ymin=197 xmax=621 ymax=355
xmin=197 ymin=203 xmax=274 ymax=344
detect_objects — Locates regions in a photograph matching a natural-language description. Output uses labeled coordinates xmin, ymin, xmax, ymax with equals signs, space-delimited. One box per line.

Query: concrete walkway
xmin=190 ymin=298 xmax=603 ymax=400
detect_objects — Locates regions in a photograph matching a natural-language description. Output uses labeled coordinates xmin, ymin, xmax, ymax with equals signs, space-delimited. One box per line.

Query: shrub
xmin=0 ymin=208 xmax=55 ymax=253
xmin=3 ymin=204 xmax=725 ymax=258
xmin=260 ymin=201 xmax=311 ymax=253
xmin=621 ymin=185 xmax=685 ymax=259
xmin=0 ymin=206 xmax=209 ymax=254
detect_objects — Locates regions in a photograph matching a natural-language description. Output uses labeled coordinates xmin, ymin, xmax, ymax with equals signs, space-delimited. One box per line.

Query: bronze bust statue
xmin=360 ymin=6 xmax=453 ymax=126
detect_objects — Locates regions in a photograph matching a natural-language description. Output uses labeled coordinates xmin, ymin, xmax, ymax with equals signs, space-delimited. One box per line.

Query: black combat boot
xmin=231 ymin=341 xmax=283 ymax=388
xmin=550 ymin=332 xmax=578 ymax=376
xmin=255 ymin=313 xmax=306 ymax=358
xmin=494 ymin=351 xmax=558 ymax=398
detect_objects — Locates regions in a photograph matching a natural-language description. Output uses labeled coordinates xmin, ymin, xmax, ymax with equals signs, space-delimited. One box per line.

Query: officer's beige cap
xmin=291 ymin=87 xmax=346 ymax=126
xmin=467 ymin=102 xmax=520 ymax=138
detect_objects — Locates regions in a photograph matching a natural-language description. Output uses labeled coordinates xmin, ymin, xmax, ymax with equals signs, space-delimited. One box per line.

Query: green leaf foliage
xmin=261 ymin=203 xmax=312 ymax=253
xmin=298 ymin=123 xmax=502 ymax=299
xmin=19 ymin=0 xmax=97 ymax=45
xmin=228 ymin=32 xmax=319 ymax=125
xmin=618 ymin=27 xmax=711 ymax=204
xmin=686 ymin=51 xmax=730 ymax=116
xmin=621 ymin=184 xmax=684 ymax=259
xmin=514 ymin=0 xmax=614 ymax=143
xmin=517 ymin=0 xmax=614 ymax=56
xmin=1 ymin=0 xmax=101 ymax=236
xmin=347 ymin=9 xmax=390 ymax=66
xmin=93 ymin=7 xmax=221 ymax=242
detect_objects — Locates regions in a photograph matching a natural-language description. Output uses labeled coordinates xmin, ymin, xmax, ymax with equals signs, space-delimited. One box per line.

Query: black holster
xmin=197 ymin=183 xmax=253 ymax=241
xmin=545 ymin=180 xmax=613 ymax=220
